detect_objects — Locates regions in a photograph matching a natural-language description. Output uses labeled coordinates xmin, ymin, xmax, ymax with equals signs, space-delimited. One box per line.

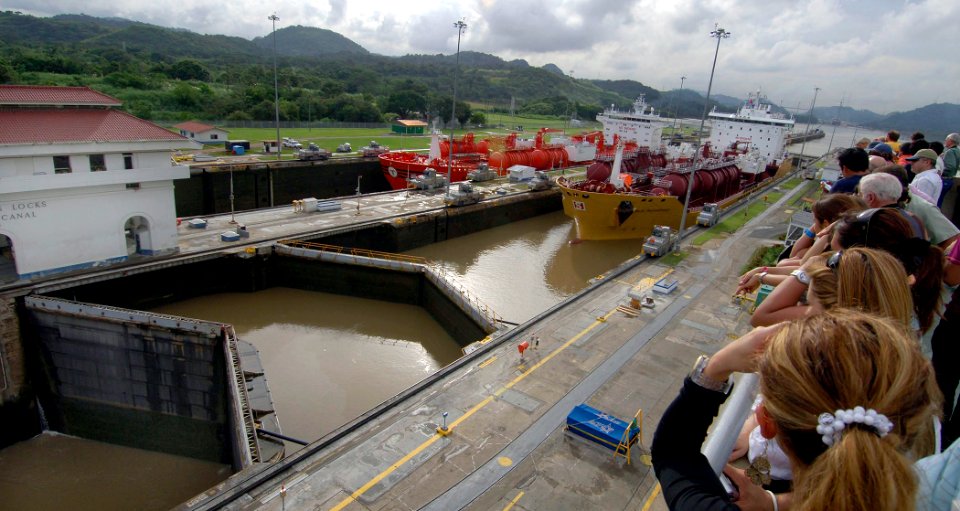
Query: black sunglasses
xmin=827 ymin=250 xmax=842 ymax=270
xmin=849 ymin=208 xmax=883 ymax=246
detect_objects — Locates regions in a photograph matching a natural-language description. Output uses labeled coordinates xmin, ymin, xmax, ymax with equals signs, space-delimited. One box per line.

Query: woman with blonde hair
xmin=652 ymin=309 xmax=941 ymax=511
xmin=752 ymin=247 xmax=914 ymax=329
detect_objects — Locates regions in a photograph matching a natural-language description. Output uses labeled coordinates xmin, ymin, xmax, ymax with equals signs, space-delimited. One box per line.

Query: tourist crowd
xmin=651 ymin=131 xmax=960 ymax=511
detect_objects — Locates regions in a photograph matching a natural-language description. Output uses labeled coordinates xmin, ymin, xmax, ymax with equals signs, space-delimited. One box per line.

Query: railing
xmin=425 ymin=264 xmax=503 ymax=329
xmin=278 ymin=240 xmax=426 ymax=265
xmin=701 ymin=373 xmax=759 ymax=474
xmin=223 ymin=325 xmax=260 ymax=465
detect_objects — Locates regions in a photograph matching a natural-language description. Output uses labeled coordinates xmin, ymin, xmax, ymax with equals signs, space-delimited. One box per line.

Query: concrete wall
xmin=310 ymin=191 xmax=562 ymax=253
xmin=25 ymin=297 xmax=232 ymax=463
xmin=0 ymin=296 xmax=39 ymax=450
xmin=175 ymin=159 xmax=390 ymax=217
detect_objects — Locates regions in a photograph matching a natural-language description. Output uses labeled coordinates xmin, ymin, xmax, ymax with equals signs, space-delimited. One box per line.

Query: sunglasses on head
xmin=827 ymin=250 xmax=842 ymax=270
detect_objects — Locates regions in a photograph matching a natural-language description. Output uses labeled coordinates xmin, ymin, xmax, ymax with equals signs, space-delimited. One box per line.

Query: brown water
xmin=0 ymin=211 xmax=642 ymax=509
xmin=151 ymin=288 xmax=462 ymax=449
xmin=0 ymin=432 xmax=230 ymax=511
xmin=406 ymin=211 xmax=645 ymax=323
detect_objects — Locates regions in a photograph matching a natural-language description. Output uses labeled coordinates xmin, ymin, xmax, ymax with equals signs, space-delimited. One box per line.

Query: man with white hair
xmin=865 ymin=169 xmax=960 ymax=248
xmin=939 ymin=133 xmax=960 ymax=214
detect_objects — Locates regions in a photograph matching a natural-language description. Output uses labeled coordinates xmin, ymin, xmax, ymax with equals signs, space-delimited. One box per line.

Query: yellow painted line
xmin=329 ymin=434 xmax=443 ymax=511
xmin=329 ymin=305 xmax=623 ymax=510
xmin=479 ymin=356 xmax=498 ymax=368
xmin=502 ymin=490 xmax=525 ymax=511
xmin=641 ymin=483 xmax=661 ymax=511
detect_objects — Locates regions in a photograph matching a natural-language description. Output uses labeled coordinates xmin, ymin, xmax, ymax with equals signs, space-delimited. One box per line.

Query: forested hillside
xmin=1 ymin=9 xmax=951 ymax=136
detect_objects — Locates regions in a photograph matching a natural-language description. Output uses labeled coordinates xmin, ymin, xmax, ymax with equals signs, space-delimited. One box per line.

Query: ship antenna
xmin=677 ymin=25 xmax=730 ymax=250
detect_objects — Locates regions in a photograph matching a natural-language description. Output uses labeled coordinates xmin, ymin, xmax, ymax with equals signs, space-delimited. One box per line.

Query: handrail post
xmin=701 ymin=373 xmax=759 ymax=474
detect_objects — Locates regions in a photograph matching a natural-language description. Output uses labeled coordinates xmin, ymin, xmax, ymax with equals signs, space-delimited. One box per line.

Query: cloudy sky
xmin=11 ymin=0 xmax=959 ymax=114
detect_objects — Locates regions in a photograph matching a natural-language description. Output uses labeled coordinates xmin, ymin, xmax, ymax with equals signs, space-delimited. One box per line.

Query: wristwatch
xmin=757 ymin=271 xmax=769 ymax=285
xmin=690 ymin=355 xmax=733 ymax=394
xmin=790 ymin=269 xmax=810 ymax=286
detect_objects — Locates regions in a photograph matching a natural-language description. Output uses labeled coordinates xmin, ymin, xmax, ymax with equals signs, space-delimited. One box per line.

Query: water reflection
xmin=408 ymin=212 xmax=643 ymax=323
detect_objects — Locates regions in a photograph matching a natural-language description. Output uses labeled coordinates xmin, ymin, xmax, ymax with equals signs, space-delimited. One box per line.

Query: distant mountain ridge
xmin=0 ymin=10 xmax=952 ymax=133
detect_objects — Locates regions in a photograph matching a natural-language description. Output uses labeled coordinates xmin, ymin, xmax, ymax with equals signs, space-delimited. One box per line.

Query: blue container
xmin=232 ymin=145 xmax=245 ymax=155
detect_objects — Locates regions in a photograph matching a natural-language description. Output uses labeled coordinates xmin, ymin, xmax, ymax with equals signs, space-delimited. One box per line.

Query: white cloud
xmin=7 ymin=0 xmax=960 ymax=113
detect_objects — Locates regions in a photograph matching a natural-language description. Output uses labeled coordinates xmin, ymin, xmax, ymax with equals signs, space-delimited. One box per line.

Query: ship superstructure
xmin=708 ymin=90 xmax=794 ymax=162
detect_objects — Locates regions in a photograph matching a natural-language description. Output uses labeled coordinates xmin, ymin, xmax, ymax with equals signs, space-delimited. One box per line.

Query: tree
xmin=169 ymin=59 xmax=210 ymax=81
xmin=469 ymin=112 xmax=486 ymax=126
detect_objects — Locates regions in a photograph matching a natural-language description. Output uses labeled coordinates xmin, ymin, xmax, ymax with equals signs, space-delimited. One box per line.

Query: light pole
xmin=825 ymin=94 xmax=844 ymax=155
xmin=797 ymin=86 xmax=820 ymax=175
xmin=676 ymin=25 xmax=730 ymax=250
xmin=667 ymin=75 xmax=687 ymax=136
xmin=229 ymin=168 xmax=236 ymax=224
xmin=355 ymin=175 xmax=362 ymax=215
xmin=269 ymin=13 xmax=281 ymax=162
xmin=447 ymin=19 xmax=467 ymax=198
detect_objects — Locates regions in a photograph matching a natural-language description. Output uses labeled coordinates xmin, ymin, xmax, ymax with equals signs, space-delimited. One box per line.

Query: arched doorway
xmin=123 ymin=216 xmax=152 ymax=256
xmin=0 ymin=234 xmax=16 ymax=282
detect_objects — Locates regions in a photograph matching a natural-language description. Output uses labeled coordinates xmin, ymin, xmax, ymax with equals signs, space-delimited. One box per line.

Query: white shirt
xmin=910 ymin=168 xmax=942 ymax=205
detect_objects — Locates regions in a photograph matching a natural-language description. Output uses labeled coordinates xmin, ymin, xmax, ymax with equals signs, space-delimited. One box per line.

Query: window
xmin=123 ymin=153 xmax=134 ymax=170
xmin=210 ymin=134 xmax=219 ymax=140
xmin=53 ymin=155 xmax=71 ymax=174
xmin=126 ymin=183 xmax=140 ymax=190
xmin=90 ymin=154 xmax=106 ymax=172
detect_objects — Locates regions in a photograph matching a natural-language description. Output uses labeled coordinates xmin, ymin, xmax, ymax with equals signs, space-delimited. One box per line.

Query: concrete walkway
xmin=182 ymin=179 xmax=807 ymax=510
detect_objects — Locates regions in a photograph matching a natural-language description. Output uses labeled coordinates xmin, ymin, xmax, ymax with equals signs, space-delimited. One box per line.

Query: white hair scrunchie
xmin=816 ymin=406 xmax=894 ymax=447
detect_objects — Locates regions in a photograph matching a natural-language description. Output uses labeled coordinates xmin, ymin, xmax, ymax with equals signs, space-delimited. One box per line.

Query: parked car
xmin=282 ymin=137 xmax=302 ymax=149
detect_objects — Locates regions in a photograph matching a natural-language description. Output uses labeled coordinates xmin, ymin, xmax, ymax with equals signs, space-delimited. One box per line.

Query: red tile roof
xmin=0 ymin=108 xmax=189 ymax=145
xmin=0 ymin=85 xmax=122 ymax=107
xmin=174 ymin=121 xmax=220 ymax=133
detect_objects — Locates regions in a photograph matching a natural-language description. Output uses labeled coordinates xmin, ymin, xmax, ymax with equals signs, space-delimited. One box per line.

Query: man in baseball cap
xmin=908 ymin=148 xmax=942 ymax=205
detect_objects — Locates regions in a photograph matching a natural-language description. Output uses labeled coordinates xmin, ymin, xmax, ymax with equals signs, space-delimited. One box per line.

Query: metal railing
xmin=223 ymin=325 xmax=260 ymax=466
xmin=702 ymin=373 xmax=759 ymax=474
xmin=278 ymin=240 xmax=426 ymax=265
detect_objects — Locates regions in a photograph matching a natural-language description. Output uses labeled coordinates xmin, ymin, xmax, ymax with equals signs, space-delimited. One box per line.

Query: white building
xmin=174 ymin=121 xmax=229 ymax=145
xmin=708 ymin=91 xmax=794 ymax=163
xmin=0 ymin=85 xmax=198 ymax=280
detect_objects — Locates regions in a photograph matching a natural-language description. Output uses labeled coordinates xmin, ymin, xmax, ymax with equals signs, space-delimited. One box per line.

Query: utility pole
xmin=676 ymin=25 xmax=730 ymax=250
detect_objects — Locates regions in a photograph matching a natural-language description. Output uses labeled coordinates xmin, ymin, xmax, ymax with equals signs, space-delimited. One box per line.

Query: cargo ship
xmin=379 ymin=129 xmax=598 ymax=190
xmin=557 ymin=91 xmax=793 ymax=241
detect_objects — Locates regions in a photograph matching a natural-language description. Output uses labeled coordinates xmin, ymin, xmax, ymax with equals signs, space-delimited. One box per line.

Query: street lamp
xmin=355 ymin=175 xmax=362 ymax=215
xmin=797 ymin=86 xmax=821 ymax=176
xmin=672 ymin=75 xmax=687 ymax=133
xmin=446 ymin=19 xmax=467 ymax=198
xmin=269 ymin=13 xmax=281 ymax=163
xmin=676 ymin=25 xmax=730 ymax=250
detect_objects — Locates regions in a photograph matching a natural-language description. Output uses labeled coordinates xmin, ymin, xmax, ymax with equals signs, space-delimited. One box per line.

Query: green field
xmin=182 ymin=119 xmax=602 ymax=160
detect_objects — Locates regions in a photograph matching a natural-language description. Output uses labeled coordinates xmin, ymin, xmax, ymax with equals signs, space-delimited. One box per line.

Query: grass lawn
xmin=660 ymin=251 xmax=689 ymax=266
xmin=187 ymin=121 xmax=604 ymax=155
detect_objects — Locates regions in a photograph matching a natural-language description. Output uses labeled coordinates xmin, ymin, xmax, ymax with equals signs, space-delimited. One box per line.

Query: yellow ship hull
xmin=558 ymin=184 xmax=698 ymax=241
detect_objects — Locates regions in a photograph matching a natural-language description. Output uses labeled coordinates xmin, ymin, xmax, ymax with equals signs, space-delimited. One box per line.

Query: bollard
xmin=437 ymin=411 xmax=451 ymax=436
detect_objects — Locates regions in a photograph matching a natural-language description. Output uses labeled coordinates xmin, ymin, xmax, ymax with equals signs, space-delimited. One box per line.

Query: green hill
xmin=252 ymin=25 xmax=368 ymax=57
